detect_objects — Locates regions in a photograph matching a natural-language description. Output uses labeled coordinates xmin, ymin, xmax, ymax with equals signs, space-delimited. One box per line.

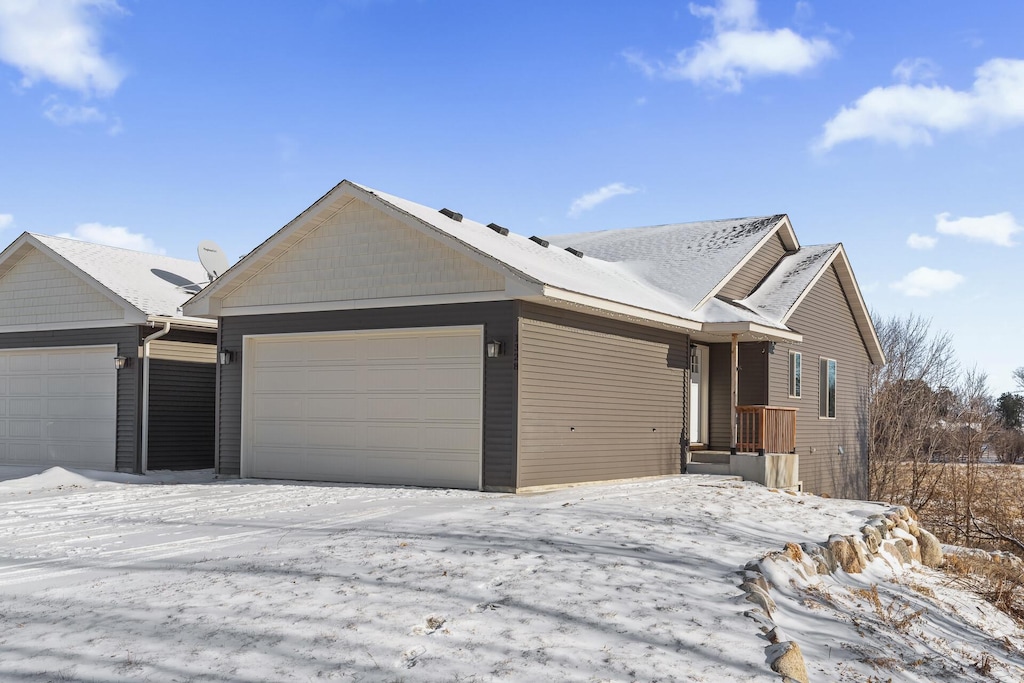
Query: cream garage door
xmin=244 ymin=327 xmax=483 ymax=488
xmin=0 ymin=345 xmax=117 ymax=470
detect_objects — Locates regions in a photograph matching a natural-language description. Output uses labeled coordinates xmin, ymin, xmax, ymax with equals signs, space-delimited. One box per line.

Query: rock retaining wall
xmin=738 ymin=504 xmax=944 ymax=682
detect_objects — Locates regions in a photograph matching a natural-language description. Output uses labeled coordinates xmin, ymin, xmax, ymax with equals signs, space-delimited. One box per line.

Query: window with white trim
xmin=819 ymin=358 xmax=836 ymax=418
xmin=789 ymin=351 xmax=801 ymax=398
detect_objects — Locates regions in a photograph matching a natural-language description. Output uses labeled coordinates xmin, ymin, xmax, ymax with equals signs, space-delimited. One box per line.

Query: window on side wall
xmin=789 ymin=351 xmax=801 ymax=398
xmin=819 ymin=358 xmax=836 ymax=419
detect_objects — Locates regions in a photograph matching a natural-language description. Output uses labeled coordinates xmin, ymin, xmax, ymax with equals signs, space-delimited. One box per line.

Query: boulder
xmin=768 ymin=641 xmax=809 ymax=683
xmin=827 ymin=535 xmax=864 ymax=574
xmin=918 ymin=529 xmax=944 ymax=567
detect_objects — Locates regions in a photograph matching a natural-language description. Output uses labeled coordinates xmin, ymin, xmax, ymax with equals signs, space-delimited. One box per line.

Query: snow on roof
xmin=738 ymin=244 xmax=839 ymax=323
xmin=31 ymin=234 xmax=211 ymax=319
xmin=547 ymin=215 xmax=786 ymax=311
xmin=356 ymin=184 xmax=788 ymax=327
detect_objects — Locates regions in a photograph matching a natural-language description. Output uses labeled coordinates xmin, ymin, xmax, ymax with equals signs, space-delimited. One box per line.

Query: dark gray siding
xmin=738 ymin=342 xmax=768 ymax=406
xmin=719 ymin=234 xmax=788 ymax=301
xmin=0 ymin=327 xmax=140 ymax=472
xmin=768 ymin=265 xmax=872 ymax=497
xmin=517 ymin=303 xmax=688 ymax=488
xmin=708 ymin=343 xmax=731 ymax=450
xmin=217 ymin=302 xmax=517 ymax=489
xmin=147 ymin=339 xmax=216 ymax=470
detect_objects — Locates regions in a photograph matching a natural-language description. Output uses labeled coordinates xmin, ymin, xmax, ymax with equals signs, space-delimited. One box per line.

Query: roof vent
xmin=487 ymin=222 xmax=509 ymax=236
xmin=565 ymin=247 xmax=584 ymax=258
xmin=439 ymin=208 xmax=463 ymax=222
xmin=529 ymin=236 xmax=550 ymax=248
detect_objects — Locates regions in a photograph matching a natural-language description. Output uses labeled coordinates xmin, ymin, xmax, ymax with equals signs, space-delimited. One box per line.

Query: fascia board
xmin=539 ymin=286 xmax=702 ymax=332
xmin=702 ymin=321 xmax=803 ymax=342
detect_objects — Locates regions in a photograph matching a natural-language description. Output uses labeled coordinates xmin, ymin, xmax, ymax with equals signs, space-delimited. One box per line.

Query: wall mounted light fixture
xmin=114 ymin=356 xmax=131 ymax=370
xmin=485 ymin=341 xmax=504 ymax=358
xmin=219 ymin=350 xmax=234 ymax=365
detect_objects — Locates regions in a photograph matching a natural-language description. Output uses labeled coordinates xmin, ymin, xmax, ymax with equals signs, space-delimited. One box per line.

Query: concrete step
xmin=686 ymin=462 xmax=732 ymax=476
xmin=689 ymin=451 xmax=730 ymax=465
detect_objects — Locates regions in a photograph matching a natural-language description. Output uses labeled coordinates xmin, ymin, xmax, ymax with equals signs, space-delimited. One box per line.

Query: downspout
xmin=730 ymin=333 xmax=738 ymax=455
xmin=141 ymin=320 xmax=172 ymax=472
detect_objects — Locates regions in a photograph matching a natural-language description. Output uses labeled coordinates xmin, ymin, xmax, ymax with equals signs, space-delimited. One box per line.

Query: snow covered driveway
xmin=0 ymin=469 xmax=945 ymax=681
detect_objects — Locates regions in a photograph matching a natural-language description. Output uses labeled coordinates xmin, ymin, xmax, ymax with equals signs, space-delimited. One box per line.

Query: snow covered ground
xmin=0 ymin=467 xmax=1021 ymax=682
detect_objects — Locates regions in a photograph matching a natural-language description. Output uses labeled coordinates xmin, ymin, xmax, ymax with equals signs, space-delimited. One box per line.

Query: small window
xmin=789 ymin=352 xmax=801 ymax=398
xmin=819 ymin=358 xmax=836 ymax=419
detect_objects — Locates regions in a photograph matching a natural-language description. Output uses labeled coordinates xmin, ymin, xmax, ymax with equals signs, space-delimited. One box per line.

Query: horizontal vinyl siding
xmin=738 ymin=342 xmax=768 ymax=406
xmin=517 ymin=303 xmax=687 ymax=488
xmin=768 ymin=265 xmax=872 ymax=497
xmin=719 ymin=234 xmax=788 ymax=301
xmin=0 ymin=327 xmax=139 ymax=472
xmin=217 ymin=302 xmax=516 ymax=488
xmin=147 ymin=339 xmax=216 ymax=470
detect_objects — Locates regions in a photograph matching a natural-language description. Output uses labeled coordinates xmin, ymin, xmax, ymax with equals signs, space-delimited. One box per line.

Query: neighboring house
xmin=184 ymin=180 xmax=884 ymax=497
xmin=0 ymin=233 xmax=218 ymax=473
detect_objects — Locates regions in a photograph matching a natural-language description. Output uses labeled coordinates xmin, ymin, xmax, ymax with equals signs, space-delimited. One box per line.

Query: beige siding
xmin=768 ymin=265 xmax=871 ymax=497
xmin=220 ymin=199 xmax=505 ymax=309
xmin=719 ymin=234 xmax=788 ymax=301
xmin=0 ymin=248 xmax=123 ymax=326
xmin=517 ymin=304 xmax=688 ymax=488
xmin=149 ymin=340 xmax=217 ymax=363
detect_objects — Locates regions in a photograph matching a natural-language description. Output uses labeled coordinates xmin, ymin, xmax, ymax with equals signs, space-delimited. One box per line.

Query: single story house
xmin=0 ymin=233 xmax=218 ymax=472
xmin=184 ymin=180 xmax=884 ymax=497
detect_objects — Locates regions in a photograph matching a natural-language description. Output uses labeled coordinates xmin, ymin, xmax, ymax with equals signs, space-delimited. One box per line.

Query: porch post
xmin=730 ymin=333 xmax=738 ymax=455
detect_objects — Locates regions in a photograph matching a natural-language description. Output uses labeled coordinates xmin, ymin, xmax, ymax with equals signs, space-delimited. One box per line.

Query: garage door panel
xmin=9 ymin=421 xmax=39 ymax=438
xmin=49 ymin=397 xmax=115 ymax=418
xmin=366 ymin=367 xmax=420 ymax=391
xmin=246 ymin=327 xmax=482 ymax=488
xmin=423 ymin=397 xmax=480 ymax=420
xmin=306 ymin=338 xmax=358 ymax=362
xmin=306 ymin=368 xmax=357 ymax=391
xmin=424 ymin=334 xmax=480 ymax=358
xmin=365 ymin=396 xmax=420 ymax=420
xmin=10 ymin=377 xmax=42 ymax=395
xmin=422 ymin=366 xmax=480 ymax=390
xmin=10 ymin=399 xmax=41 ymax=416
xmin=366 ymin=336 xmax=420 ymax=361
xmin=47 ymin=376 xmax=82 ymax=395
xmin=10 ymin=354 xmax=41 ymax=372
xmin=306 ymin=396 xmax=360 ymax=419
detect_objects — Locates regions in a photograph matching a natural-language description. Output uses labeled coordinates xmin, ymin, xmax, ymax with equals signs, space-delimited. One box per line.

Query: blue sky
xmin=0 ymin=0 xmax=1022 ymax=393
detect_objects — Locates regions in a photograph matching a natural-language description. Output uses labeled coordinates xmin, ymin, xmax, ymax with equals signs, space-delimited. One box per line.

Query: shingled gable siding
xmin=767 ymin=264 xmax=872 ymax=498
xmin=217 ymin=199 xmax=505 ymax=310
xmin=0 ymin=327 xmax=140 ymax=472
xmin=146 ymin=331 xmax=217 ymax=470
xmin=718 ymin=234 xmax=788 ymax=301
xmin=516 ymin=303 xmax=688 ymax=488
xmin=215 ymin=302 xmax=517 ymax=489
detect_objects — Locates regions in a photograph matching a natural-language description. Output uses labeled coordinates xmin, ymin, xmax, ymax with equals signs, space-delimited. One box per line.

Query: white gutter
xmin=141 ymin=320 xmax=172 ymax=472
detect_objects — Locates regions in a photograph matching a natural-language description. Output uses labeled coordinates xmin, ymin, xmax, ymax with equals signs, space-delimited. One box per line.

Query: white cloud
xmin=935 ymin=211 xmax=1021 ymax=247
xmin=57 ymin=223 xmax=164 ymax=254
xmin=906 ymin=233 xmax=937 ymax=250
xmin=892 ymin=58 xmax=939 ymax=84
xmin=624 ymin=0 xmax=835 ymax=92
xmin=0 ymin=0 xmax=125 ymax=96
xmin=816 ymin=58 xmax=1024 ymax=151
xmin=890 ymin=266 xmax=965 ymax=297
xmin=43 ymin=97 xmax=121 ymax=134
xmin=568 ymin=183 xmax=639 ymax=218
xmin=0 ymin=214 xmax=12 ymax=231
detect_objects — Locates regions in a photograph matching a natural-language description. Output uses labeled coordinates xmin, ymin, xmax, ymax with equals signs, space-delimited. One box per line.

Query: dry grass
xmin=944 ymin=554 xmax=1024 ymax=626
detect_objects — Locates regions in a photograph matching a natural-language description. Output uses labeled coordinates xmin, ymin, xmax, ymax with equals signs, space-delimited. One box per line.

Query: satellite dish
xmin=197 ymin=240 xmax=230 ymax=281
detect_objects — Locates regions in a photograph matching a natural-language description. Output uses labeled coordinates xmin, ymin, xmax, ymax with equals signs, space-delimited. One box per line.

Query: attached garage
xmin=0 ymin=345 xmax=117 ymax=470
xmin=242 ymin=326 xmax=483 ymax=488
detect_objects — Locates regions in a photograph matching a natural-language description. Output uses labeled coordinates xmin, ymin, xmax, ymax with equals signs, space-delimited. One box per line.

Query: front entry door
xmin=689 ymin=344 xmax=709 ymax=445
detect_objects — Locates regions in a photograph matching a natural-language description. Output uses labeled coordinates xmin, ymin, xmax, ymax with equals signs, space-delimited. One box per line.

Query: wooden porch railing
xmin=736 ymin=405 xmax=798 ymax=454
